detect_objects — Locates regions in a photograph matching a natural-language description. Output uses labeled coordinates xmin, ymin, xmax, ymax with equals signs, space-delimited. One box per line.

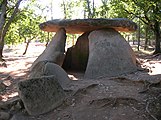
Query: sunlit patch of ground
xmin=1 ymin=92 xmax=18 ymax=102
xmin=131 ymin=45 xmax=161 ymax=75
xmin=131 ymin=45 xmax=154 ymax=56
xmin=143 ymin=60 xmax=161 ymax=75
xmin=1 ymin=41 xmax=75 ymax=78
xmin=1 ymin=43 xmax=46 ymax=102
xmin=1 ymin=43 xmax=45 ymax=79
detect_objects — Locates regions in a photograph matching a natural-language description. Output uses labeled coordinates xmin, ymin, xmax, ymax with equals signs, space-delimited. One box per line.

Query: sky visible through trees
xmin=0 ymin=0 xmax=160 ymax=60
xmin=21 ymin=0 xmax=102 ymax=20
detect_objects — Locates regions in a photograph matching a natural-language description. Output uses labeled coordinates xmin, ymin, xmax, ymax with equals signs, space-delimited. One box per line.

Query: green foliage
xmin=108 ymin=0 xmax=160 ymax=53
xmin=109 ymin=0 xmax=161 ymax=26
xmin=61 ymin=0 xmax=82 ymax=19
xmin=95 ymin=0 xmax=109 ymax=18
xmin=5 ymin=0 xmax=47 ymax=45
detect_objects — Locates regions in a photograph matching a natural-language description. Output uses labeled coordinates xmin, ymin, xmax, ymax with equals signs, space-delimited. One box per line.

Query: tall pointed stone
xmin=84 ymin=29 xmax=137 ymax=79
xmin=30 ymin=28 xmax=66 ymax=71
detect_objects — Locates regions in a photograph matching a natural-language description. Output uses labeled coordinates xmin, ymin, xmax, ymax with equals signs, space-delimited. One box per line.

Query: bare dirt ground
xmin=0 ymin=44 xmax=161 ymax=120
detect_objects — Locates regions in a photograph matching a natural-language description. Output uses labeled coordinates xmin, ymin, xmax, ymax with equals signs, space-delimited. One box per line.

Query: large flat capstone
xmin=39 ymin=18 xmax=137 ymax=34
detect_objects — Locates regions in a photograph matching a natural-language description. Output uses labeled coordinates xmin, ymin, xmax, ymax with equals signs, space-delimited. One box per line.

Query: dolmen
xmin=17 ymin=18 xmax=137 ymax=116
xmin=39 ymin=18 xmax=137 ymax=78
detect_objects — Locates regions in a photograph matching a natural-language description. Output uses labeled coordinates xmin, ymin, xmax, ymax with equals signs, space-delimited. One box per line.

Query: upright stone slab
xmin=18 ymin=75 xmax=65 ymax=116
xmin=84 ymin=29 xmax=137 ymax=79
xmin=30 ymin=28 xmax=66 ymax=71
xmin=62 ymin=32 xmax=89 ymax=71
xmin=29 ymin=61 xmax=71 ymax=89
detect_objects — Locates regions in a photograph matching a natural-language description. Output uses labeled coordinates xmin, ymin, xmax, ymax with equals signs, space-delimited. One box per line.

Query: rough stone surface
xmin=29 ymin=61 xmax=71 ymax=89
xmin=0 ymin=82 xmax=7 ymax=92
xmin=39 ymin=18 xmax=137 ymax=34
xmin=11 ymin=114 xmax=27 ymax=120
xmin=62 ymin=32 xmax=89 ymax=71
xmin=0 ymin=111 xmax=10 ymax=120
xmin=11 ymin=113 xmax=33 ymax=120
xmin=84 ymin=29 xmax=137 ymax=79
xmin=18 ymin=75 xmax=65 ymax=115
xmin=30 ymin=28 xmax=66 ymax=71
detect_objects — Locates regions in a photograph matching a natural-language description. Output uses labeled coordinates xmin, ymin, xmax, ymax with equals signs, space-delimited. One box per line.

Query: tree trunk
xmin=23 ymin=39 xmax=31 ymax=55
xmin=0 ymin=33 xmax=5 ymax=60
xmin=86 ymin=0 xmax=92 ymax=18
xmin=0 ymin=43 xmax=4 ymax=60
xmin=0 ymin=0 xmax=23 ymax=60
xmin=50 ymin=1 xmax=53 ymax=20
xmin=0 ymin=38 xmax=4 ymax=61
xmin=45 ymin=32 xmax=50 ymax=47
xmin=153 ymin=21 xmax=161 ymax=54
xmin=127 ymin=35 xmax=130 ymax=43
xmin=62 ymin=0 xmax=66 ymax=19
xmin=2 ymin=0 xmax=23 ymax=37
xmin=132 ymin=35 xmax=135 ymax=45
xmin=137 ymin=21 xmax=140 ymax=51
xmin=84 ymin=9 xmax=86 ymax=18
xmin=144 ymin=25 xmax=148 ymax=50
xmin=92 ymin=0 xmax=95 ymax=18
xmin=0 ymin=0 xmax=7 ymax=61
xmin=23 ymin=35 xmax=36 ymax=55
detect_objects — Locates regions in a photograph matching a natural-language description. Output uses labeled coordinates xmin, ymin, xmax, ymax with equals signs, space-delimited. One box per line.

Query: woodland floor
xmin=0 ymin=43 xmax=161 ymax=120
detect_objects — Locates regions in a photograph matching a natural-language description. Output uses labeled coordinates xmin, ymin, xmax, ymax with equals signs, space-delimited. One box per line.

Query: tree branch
xmin=2 ymin=0 xmax=23 ymax=39
xmin=123 ymin=9 xmax=149 ymax=25
xmin=0 ymin=0 xmax=7 ymax=45
xmin=0 ymin=0 xmax=7 ymax=30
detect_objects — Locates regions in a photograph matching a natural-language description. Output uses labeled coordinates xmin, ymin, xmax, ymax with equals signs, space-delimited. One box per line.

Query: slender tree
xmin=84 ymin=0 xmax=95 ymax=18
xmin=0 ymin=0 xmax=23 ymax=61
xmin=144 ymin=25 xmax=149 ymax=50
xmin=62 ymin=0 xmax=67 ymax=19
xmin=0 ymin=0 xmax=7 ymax=60
xmin=137 ymin=19 xmax=141 ymax=51
xmin=86 ymin=0 xmax=92 ymax=18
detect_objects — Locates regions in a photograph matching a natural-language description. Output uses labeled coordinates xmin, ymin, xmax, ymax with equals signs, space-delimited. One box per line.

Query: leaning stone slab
xmin=84 ymin=29 xmax=137 ymax=79
xmin=30 ymin=28 xmax=66 ymax=71
xmin=39 ymin=18 xmax=137 ymax=34
xmin=18 ymin=75 xmax=65 ymax=115
xmin=29 ymin=61 xmax=71 ymax=89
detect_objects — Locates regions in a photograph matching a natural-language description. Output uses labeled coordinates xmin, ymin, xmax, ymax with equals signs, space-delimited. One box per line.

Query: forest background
xmin=0 ymin=0 xmax=160 ymax=61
